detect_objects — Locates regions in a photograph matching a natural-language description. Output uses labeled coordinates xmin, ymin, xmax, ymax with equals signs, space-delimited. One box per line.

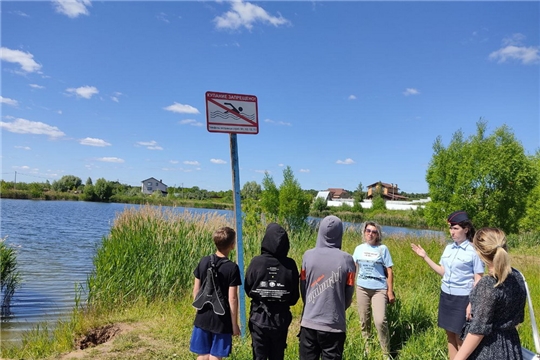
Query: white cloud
xmin=489 ymin=46 xmax=540 ymax=65
xmin=30 ymin=84 xmax=45 ymax=89
xmin=164 ymin=102 xmax=200 ymax=114
xmin=348 ymin=95 xmax=357 ymax=100
xmin=403 ymin=88 xmax=420 ymax=96
xmin=0 ymin=96 xmax=19 ymax=107
xmin=110 ymin=91 xmax=122 ymax=103
xmin=210 ymin=158 xmax=227 ymax=164
xmin=214 ymin=1 xmax=290 ymax=30
xmin=136 ymin=140 xmax=163 ymax=150
xmin=184 ymin=160 xmax=200 ymax=166
xmin=502 ymin=33 xmax=526 ymax=47
xmin=278 ymin=163 xmax=284 ymax=167
xmin=96 ymin=157 xmax=124 ymax=163
xmin=53 ymin=0 xmax=91 ymax=18
xmin=299 ymin=169 xmax=310 ymax=173
xmin=255 ymin=169 xmax=268 ymax=174
xmin=336 ymin=158 xmax=355 ymax=165
xmin=66 ymin=86 xmax=99 ymax=99
xmin=0 ymin=118 xmax=65 ymax=138
xmin=12 ymin=10 xmax=30 ymax=17
xmin=264 ymin=118 xmax=291 ymax=126
xmin=0 ymin=47 xmax=42 ymax=73
xmin=79 ymin=137 xmax=111 ymax=147
xmin=179 ymin=119 xmax=203 ymax=126
xmin=15 ymin=146 xmax=31 ymax=150
xmin=170 ymin=160 xmax=179 ymax=164
xmin=156 ymin=12 xmax=169 ymax=23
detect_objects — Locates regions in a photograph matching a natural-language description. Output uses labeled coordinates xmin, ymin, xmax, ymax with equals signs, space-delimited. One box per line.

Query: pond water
xmin=0 ymin=199 xmax=443 ymax=342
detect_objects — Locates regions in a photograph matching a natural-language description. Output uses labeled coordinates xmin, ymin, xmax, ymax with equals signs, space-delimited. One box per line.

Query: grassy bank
xmin=1 ymin=206 xmax=539 ymax=359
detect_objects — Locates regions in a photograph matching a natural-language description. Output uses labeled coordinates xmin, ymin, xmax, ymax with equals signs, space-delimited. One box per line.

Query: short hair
xmin=362 ymin=221 xmax=383 ymax=244
xmin=473 ymin=227 xmax=511 ymax=287
xmin=213 ymin=226 xmax=236 ymax=252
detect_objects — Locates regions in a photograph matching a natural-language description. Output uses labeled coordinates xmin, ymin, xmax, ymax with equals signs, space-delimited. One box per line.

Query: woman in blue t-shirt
xmin=411 ymin=211 xmax=484 ymax=360
xmin=352 ymin=221 xmax=395 ymax=358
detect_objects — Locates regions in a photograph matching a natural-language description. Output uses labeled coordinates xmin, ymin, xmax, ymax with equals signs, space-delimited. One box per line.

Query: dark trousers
xmin=249 ymin=322 xmax=288 ymax=360
xmin=299 ymin=326 xmax=346 ymax=360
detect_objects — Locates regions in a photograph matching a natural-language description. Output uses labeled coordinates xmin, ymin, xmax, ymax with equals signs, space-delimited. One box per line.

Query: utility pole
xmin=14 ymin=171 xmax=17 ymax=189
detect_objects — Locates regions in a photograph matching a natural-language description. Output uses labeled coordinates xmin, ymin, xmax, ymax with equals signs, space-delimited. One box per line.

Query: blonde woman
xmin=352 ymin=221 xmax=395 ymax=359
xmin=455 ymin=228 xmax=527 ymax=360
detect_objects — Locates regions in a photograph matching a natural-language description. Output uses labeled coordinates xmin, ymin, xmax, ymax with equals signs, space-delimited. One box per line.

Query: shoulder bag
xmin=517 ymin=270 xmax=540 ymax=360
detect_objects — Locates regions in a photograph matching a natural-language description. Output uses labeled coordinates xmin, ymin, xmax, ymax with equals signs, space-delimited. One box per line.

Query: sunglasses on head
xmin=365 ymin=229 xmax=378 ymax=235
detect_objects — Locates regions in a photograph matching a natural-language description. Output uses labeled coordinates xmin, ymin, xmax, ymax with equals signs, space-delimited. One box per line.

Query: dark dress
xmin=464 ymin=268 xmax=526 ymax=360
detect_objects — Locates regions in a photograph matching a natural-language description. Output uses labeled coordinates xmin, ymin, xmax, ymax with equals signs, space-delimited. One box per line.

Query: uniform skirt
xmin=437 ymin=290 xmax=469 ymax=334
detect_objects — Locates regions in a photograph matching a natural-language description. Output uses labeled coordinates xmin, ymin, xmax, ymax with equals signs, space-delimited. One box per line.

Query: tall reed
xmin=5 ymin=207 xmax=536 ymax=359
xmin=87 ymin=206 xmax=233 ymax=308
xmin=1 ymin=236 xmax=21 ymax=316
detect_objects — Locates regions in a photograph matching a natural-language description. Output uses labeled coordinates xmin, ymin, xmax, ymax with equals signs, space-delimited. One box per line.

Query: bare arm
xmin=410 ymin=243 xmax=445 ymax=276
xmin=466 ymin=273 xmax=484 ymax=320
xmin=228 ymin=286 xmax=240 ymax=336
xmin=386 ymin=267 xmax=395 ymax=304
xmin=454 ymin=333 xmax=484 ymax=360
xmin=192 ymin=278 xmax=201 ymax=300
xmin=474 ymin=273 xmax=483 ymax=285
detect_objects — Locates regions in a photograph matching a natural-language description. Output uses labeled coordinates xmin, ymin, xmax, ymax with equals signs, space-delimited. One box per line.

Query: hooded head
xmin=261 ymin=223 xmax=290 ymax=258
xmin=316 ymin=215 xmax=343 ymax=249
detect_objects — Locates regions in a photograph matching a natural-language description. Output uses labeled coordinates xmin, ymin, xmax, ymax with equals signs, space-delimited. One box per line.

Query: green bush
xmin=0 ymin=237 xmax=21 ymax=316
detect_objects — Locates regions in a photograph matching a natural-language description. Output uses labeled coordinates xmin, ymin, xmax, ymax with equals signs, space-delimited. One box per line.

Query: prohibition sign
xmin=206 ymin=91 xmax=259 ymax=134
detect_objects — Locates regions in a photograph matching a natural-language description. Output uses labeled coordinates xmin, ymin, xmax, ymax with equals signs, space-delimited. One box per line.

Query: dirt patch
xmin=75 ymin=324 xmax=122 ymax=350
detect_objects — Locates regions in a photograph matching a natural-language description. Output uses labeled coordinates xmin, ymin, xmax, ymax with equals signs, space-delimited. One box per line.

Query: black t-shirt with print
xmin=193 ymin=255 xmax=241 ymax=334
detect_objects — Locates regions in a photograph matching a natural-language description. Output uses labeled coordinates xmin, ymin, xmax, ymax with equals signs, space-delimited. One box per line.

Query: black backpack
xmin=192 ymin=254 xmax=228 ymax=316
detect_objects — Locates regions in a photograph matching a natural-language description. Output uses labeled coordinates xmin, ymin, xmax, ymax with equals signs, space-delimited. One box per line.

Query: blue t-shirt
xmin=439 ymin=240 xmax=485 ymax=296
xmin=352 ymin=243 xmax=393 ymax=290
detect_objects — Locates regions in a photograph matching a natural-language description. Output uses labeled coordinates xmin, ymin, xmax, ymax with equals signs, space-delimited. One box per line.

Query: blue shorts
xmin=190 ymin=326 xmax=232 ymax=358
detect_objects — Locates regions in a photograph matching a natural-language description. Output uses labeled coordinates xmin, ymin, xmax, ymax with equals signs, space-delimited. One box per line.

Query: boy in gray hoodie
xmin=299 ymin=215 xmax=356 ymax=360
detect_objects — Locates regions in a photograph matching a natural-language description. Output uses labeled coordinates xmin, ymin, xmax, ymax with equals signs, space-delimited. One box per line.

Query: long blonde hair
xmin=473 ymin=227 xmax=511 ymax=287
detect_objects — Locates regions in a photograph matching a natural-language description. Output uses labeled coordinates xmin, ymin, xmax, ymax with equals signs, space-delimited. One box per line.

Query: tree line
xmin=2 ymin=120 xmax=539 ymax=235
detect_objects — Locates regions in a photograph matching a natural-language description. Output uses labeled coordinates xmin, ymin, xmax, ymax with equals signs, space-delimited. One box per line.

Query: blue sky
xmin=1 ymin=1 xmax=539 ymax=194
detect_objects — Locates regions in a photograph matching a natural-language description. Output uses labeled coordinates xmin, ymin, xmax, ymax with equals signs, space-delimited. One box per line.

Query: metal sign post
xmin=206 ymin=91 xmax=258 ymax=338
xmin=229 ymin=133 xmax=246 ymax=337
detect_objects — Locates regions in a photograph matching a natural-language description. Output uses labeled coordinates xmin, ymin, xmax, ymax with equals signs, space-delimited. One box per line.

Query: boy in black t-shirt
xmin=190 ymin=226 xmax=242 ymax=359
xmin=244 ymin=223 xmax=300 ymax=360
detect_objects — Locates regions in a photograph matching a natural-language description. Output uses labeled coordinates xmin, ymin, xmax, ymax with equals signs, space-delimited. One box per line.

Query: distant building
xmin=141 ymin=177 xmax=168 ymax=195
xmin=327 ymin=188 xmax=351 ymax=199
xmin=366 ymin=182 xmax=407 ymax=201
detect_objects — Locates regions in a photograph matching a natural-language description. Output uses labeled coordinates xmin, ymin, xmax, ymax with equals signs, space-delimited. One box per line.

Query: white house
xmin=141 ymin=177 xmax=168 ymax=195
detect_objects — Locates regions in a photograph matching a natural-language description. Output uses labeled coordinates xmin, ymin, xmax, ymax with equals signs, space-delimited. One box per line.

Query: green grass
xmin=1 ymin=206 xmax=539 ymax=359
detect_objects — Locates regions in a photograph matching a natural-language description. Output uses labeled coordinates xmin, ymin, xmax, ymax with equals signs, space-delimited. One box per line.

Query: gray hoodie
xmin=300 ymin=215 xmax=356 ymax=332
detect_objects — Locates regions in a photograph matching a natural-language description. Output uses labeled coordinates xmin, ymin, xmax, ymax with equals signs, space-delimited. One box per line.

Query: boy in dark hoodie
xmin=299 ymin=215 xmax=356 ymax=360
xmin=244 ymin=223 xmax=300 ymax=360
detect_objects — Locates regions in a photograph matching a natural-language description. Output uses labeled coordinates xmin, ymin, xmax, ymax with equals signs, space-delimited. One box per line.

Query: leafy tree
xmin=312 ymin=196 xmax=328 ymax=212
xmin=28 ymin=182 xmax=44 ymax=198
xmin=241 ymin=181 xmax=262 ymax=200
xmin=52 ymin=175 xmax=82 ymax=192
xmin=353 ymin=182 xmax=365 ymax=212
xmin=93 ymin=178 xmax=113 ymax=202
xmin=425 ymin=120 xmax=536 ymax=233
xmin=85 ymin=177 xmax=93 ymax=186
xmin=82 ymin=184 xmax=96 ymax=201
xmin=260 ymin=172 xmax=279 ymax=220
xmin=278 ymin=166 xmax=311 ymax=230
xmin=371 ymin=184 xmax=387 ymax=212
xmin=519 ymin=151 xmax=540 ymax=232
